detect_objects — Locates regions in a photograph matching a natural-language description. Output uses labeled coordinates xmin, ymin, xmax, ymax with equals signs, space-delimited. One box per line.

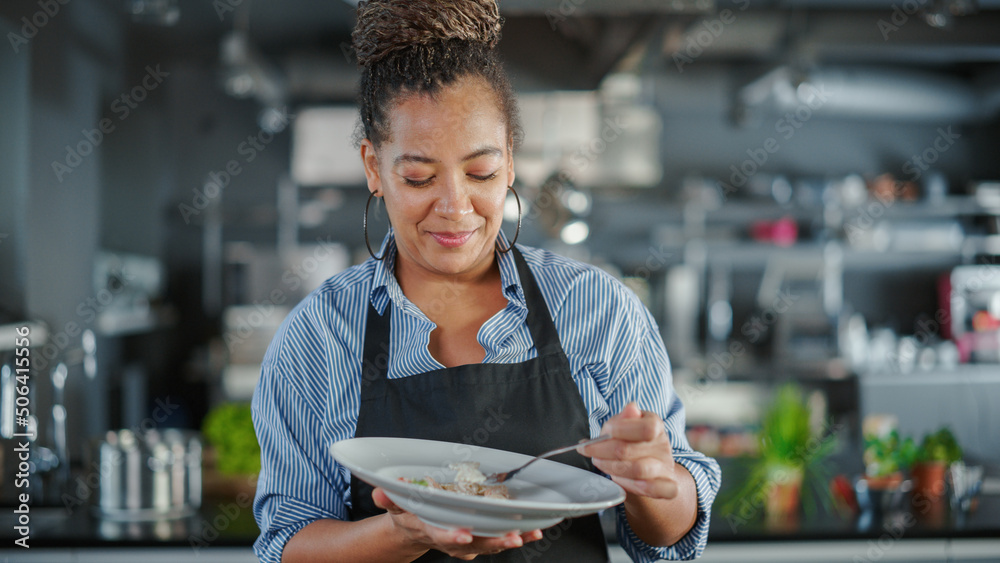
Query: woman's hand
xmin=579 ymin=402 xmax=680 ymax=500
xmin=372 ymin=487 xmax=543 ymax=560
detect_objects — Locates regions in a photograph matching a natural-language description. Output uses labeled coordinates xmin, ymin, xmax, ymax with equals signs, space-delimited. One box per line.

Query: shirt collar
xmin=368 ymin=229 xmax=526 ymax=315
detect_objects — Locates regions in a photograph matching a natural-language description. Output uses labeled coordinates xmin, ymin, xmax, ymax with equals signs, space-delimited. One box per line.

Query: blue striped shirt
xmin=251 ymin=233 xmax=721 ymax=562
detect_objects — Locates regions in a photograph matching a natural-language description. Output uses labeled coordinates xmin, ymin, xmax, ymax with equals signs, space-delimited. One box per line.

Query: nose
xmin=433 ymin=172 xmax=474 ymax=221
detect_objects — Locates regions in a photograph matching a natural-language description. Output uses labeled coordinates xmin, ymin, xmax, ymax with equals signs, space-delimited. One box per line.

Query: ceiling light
xmin=126 ymin=0 xmax=180 ymax=26
xmin=560 ymin=220 xmax=589 ymax=245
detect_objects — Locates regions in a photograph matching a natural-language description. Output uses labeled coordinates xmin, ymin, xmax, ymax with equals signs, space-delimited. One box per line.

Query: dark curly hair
xmin=352 ymin=0 xmax=522 ymax=150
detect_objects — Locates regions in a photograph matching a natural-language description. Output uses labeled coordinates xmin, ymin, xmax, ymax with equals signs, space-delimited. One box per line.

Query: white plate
xmin=330 ymin=437 xmax=625 ymax=537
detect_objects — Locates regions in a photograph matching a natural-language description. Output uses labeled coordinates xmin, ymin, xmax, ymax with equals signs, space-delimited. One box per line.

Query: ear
xmin=360 ymin=139 xmax=381 ymax=195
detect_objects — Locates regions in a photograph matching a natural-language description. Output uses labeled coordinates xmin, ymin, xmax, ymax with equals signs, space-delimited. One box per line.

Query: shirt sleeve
xmin=602 ymin=292 xmax=722 ymax=561
xmin=251 ymin=356 xmax=348 ymax=563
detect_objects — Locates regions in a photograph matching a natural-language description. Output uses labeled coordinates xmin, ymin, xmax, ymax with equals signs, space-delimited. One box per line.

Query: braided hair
xmin=352 ymin=0 xmax=522 ymax=150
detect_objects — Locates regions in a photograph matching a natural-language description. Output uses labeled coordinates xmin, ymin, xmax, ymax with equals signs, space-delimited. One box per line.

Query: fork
xmin=485 ymin=436 xmax=703 ymax=483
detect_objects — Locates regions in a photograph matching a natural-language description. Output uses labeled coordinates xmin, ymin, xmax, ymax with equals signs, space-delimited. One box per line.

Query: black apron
xmin=350 ymin=247 xmax=610 ymax=562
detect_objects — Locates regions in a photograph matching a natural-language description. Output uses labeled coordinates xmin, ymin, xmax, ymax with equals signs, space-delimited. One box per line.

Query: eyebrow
xmin=393 ymin=146 xmax=503 ymax=166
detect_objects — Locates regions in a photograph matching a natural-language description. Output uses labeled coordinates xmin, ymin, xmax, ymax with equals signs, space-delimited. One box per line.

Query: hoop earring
xmin=364 ymin=191 xmax=387 ymax=260
xmin=495 ymin=186 xmax=521 ymax=254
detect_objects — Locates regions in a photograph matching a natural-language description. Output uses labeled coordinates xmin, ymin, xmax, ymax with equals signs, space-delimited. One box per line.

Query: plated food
xmin=400 ymin=462 xmax=510 ymax=499
xmin=330 ymin=437 xmax=626 ymax=537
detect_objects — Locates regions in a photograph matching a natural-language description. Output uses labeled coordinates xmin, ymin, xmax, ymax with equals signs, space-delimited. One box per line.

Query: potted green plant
xmin=722 ymin=384 xmax=838 ymax=522
xmin=911 ymin=427 xmax=962 ymax=500
xmin=862 ymin=429 xmax=917 ymax=490
xmin=201 ymin=402 xmax=261 ymax=499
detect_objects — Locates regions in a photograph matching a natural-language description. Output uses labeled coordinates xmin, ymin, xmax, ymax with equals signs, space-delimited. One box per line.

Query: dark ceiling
xmin=122 ymin=0 xmax=1000 ymax=99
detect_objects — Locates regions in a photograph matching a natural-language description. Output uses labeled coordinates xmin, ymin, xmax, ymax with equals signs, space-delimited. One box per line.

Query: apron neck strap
xmin=510 ymin=247 xmax=564 ymax=358
xmin=361 ymin=247 xmax=566 ymax=383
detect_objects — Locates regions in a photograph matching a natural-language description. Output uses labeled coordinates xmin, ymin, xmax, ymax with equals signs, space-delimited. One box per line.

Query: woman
xmin=252 ymin=1 xmax=720 ymax=561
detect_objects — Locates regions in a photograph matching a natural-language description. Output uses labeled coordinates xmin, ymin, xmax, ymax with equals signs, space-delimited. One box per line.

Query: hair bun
xmin=353 ymin=0 xmax=502 ymax=67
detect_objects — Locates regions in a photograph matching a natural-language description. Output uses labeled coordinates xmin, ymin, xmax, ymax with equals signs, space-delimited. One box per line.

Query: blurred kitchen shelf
xmin=221 ymin=364 xmax=260 ymax=400
xmin=964 ymin=234 xmax=1000 ymax=256
xmin=873 ymin=196 xmax=1000 ymax=220
xmin=0 ymin=321 xmax=48 ymax=351
xmin=640 ymin=240 xmax=969 ymax=270
xmin=95 ymin=305 xmax=178 ymax=337
xmin=728 ymin=359 xmax=854 ymax=381
xmin=698 ymin=195 xmax=998 ymax=224
xmin=617 ymin=240 xmax=976 ymax=275
xmin=858 ymin=364 xmax=1000 ymax=386
xmin=602 ymin=194 xmax=998 ymax=274
xmin=683 ymin=357 xmax=854 ymax=382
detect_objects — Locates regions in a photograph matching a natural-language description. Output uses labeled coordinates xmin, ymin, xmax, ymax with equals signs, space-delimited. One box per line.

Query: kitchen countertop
xmin=2 ymin=469 xmax=997 ymax=551
xmin=707 ymin=457 xmax=1000 ymax=543
xmin=0 ymin=492 xmax=260 ymax=549
xmin=709 ymin=488 xmax=1000 ymax=542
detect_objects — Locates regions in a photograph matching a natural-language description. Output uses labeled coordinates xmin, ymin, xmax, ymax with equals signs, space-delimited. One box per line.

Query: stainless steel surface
xmin=52 ymin=362 xmax=70 ymax=485
xmin=91 ymin=429 xmax=203 ymax=521
xmin=0 ymin=356 xmax=13 ymax=440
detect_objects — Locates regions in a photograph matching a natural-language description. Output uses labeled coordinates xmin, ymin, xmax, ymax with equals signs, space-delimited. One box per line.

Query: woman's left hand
xmin=578 ymin=402 xmax=680 ymax=500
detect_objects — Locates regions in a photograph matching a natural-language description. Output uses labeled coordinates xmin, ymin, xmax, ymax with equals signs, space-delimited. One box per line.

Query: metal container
xmin=90 ymin=428 xmax=202 ymax=520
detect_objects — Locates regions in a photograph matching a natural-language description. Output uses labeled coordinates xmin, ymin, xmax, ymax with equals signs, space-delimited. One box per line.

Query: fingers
xmin=605 ymin=407 xmax=665 ymax=443
xmin=581 ymin=409 xmax=668 ymax=459
xmin=591 ymin=455 xmax=674 ymax=483
xmin=521 ymin=529 xmax=544 ymax=544
xmin=591 ymin=455 xmax=680 ymax=500
xmin=620 ymin=401 xmax=643 ymax=419
xmin=608 ymin=473 xmax=680 ymax=499
xmin=429 ymin=529 xmax=543 ymax=559
xmin=375 ymin=484 xmax=546 ymax=558
xmin=577 ymin=403 xmax=682 ymax=500
xmin=372 ymin=487 xmax=405 ymax=515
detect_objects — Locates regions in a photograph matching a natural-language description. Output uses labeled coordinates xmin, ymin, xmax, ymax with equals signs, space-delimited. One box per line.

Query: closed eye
xmin=403 ymin=176 xmax=434 ymax=187
xmin=469 ymin=171 xmax=499 ymax=182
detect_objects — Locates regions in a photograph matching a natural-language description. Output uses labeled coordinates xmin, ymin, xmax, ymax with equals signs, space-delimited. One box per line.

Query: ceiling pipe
xmin=737 ymin=65 xmax=996 ymax=122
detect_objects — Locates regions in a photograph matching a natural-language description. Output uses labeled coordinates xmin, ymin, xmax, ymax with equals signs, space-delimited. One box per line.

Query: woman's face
xmin=360 ymin=76 xmax=514 ymax=281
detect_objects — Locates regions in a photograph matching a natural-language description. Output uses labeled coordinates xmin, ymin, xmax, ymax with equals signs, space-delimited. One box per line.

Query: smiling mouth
xmin=429 ymin=230 xmax=475 ymax=248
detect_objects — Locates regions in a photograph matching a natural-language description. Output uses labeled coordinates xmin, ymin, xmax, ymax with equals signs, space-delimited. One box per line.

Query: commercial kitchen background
xmin=2 ymin=0 xmax=1000 ymax=561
